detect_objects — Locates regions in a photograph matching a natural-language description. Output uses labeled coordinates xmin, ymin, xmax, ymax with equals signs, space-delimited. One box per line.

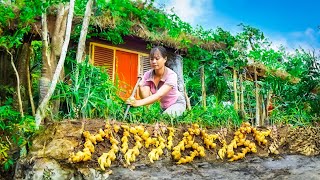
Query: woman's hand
xmin=125 ymin=97 xmax=141 ymax=107
xmin=138 ymin=80 xmax=144 ymax=87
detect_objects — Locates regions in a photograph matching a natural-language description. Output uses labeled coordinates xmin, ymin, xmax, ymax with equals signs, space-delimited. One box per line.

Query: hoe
xmin=124 ymin=76 xmax=142 ymax=119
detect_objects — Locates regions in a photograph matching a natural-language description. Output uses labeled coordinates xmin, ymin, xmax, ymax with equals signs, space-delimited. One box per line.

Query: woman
xmin=126 ymin=46 xmax=186 ymax=116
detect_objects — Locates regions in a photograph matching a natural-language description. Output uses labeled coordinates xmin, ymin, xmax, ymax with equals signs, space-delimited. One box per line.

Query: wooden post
xmin=184 ymin=84 xmax=191 ymax=111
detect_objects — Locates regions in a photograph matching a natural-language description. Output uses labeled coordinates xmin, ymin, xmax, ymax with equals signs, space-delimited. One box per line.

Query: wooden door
xmin=116 ymin=50 xmax=138 ymax=99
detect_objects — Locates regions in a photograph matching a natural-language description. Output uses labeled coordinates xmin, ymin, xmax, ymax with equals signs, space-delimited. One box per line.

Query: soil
xmin=70 ymin=120 xmax=320 ymax=179
xmin=109 ymin=155 xmax=320 ymax=180
xmin=2 ymin=119 xmax=319 ymax=179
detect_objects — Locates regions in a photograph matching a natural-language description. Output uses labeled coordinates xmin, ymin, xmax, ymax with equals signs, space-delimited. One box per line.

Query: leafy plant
xmin=1 ymin=0 xmax=319 ymax=132
xmin=0 ymin=99 xmax=36 ymax=170
xmin=53 ymin=59 xmax=125 ymax=119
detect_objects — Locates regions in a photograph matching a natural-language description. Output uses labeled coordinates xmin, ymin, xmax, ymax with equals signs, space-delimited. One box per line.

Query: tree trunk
xmin=36 ymin=0 xmax=74 ymax=128
xmin=39 ymin=3 xmax=69 ymax=102
xmin=39 ymin=1 xmax=50 ymax=103
xmin=39 ymin=3 xmax=70 ymax=120
xmin=7 ymin=49 xmax=24 ymax=117
xmin=27 ymin=46 xmax=36 ymax=116
xmin=244 ymin=71 xmax=253 ymax=118
xmin=233 ymin=69 xmax=238 ymax=110
xmin=16 ymin=43 xmax=31 ymax=113
xmin=201 ymin=65 xmax=206 ymax=108
xmin=0 ymin=51 xmax=13 ymax=105
xmin=239 ymin=72 xmax=245 ymax=118
xmin=254 ymin=66 xmax=260 ymax=126
xmin=76 ymin=0 xmax=93 ymax=63
xmin=165 ymin=54 xmax=188 ymax=109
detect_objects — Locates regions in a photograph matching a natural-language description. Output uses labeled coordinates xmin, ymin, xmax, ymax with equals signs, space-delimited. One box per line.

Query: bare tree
xmin=76 ymin=0 xmax=93 ymax=63
xmin=7 ymin=49 xmax=24 ymax=117
xmin=39 ymin=3 xmax=69 ymax=103
xmin=35 ymin=0 xmax=75 ymax=128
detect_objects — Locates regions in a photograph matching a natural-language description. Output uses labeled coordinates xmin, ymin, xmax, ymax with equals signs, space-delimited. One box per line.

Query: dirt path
xmin=109 ymin=155 xmax=320 ymax=180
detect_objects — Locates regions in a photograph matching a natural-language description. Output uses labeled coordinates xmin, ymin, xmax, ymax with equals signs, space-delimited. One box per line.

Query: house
xmin=87 ymin=36 xmax=186 ymax=100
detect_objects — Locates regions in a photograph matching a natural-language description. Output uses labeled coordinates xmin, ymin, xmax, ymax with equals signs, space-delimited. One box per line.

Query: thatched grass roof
xmin=246 ymin=62 xmax=300 ymax=84
xmin=2 ymin=2 xmax=300 ymax=84
xmin=91 ymin=14 xmax=226 ymax=52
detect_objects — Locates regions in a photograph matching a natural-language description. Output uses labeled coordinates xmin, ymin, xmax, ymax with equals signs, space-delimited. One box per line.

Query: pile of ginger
xmin=69 ymin=121 xmax=273 ymax=170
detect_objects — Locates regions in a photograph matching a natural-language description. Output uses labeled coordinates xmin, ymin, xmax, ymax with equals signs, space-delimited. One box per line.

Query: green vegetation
xmin=0 ymin=0 xmax=319 ymax=171
xmin=0 ymin=99 xmax=35 ymax=170
xmin=53 ymin=59 xmax=124 ymax=119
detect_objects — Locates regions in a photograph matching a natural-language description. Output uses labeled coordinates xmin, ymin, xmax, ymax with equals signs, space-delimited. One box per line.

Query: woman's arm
xmin=139 ymin=85 xmax=151 ymax=99
xmin=127 ymin=84 xmax=172 ymax=107
xmin=138 ymin=73 xmax=151 ymax=98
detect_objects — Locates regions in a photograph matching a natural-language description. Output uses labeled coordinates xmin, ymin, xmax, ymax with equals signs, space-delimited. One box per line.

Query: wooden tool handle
xmin=124 ymin=77 xmax=142 ymax=119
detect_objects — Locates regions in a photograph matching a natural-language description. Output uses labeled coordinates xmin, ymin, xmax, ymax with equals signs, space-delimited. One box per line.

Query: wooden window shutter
xmin=93 ymin=45 xmax=114 ymax=80
xmin=140 ymin=55 xmax=150 ymax=75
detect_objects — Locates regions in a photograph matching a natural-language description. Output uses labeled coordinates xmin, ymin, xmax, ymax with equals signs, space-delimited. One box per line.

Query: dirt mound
xmin=27 ymin=119 xmax=319 ymax=170
xmin=11 ymin=119 xmax=319 ymax=179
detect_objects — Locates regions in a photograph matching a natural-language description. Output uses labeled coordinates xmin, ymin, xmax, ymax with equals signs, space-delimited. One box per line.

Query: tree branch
xmin=7 ymin=49 xmax=24 ymax=117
